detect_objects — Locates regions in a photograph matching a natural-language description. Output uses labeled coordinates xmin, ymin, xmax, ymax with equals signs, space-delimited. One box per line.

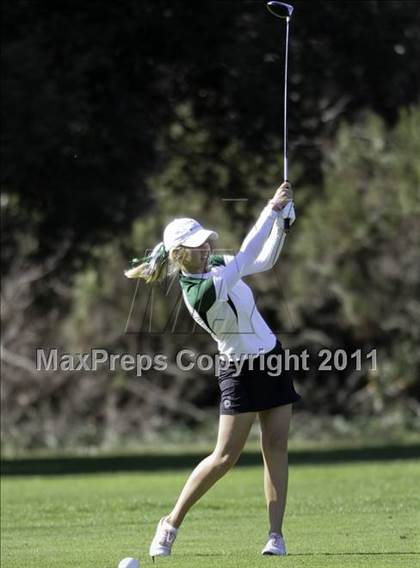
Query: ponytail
xmin=124 ymin=241 xmax=169 ymax=283
xmin=125 ymin=241 xmax=191 ymax=283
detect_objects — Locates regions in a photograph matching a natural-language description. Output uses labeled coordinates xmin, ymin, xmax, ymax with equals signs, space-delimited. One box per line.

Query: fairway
xmin=2 ymin=448 xmax=419 ymax=568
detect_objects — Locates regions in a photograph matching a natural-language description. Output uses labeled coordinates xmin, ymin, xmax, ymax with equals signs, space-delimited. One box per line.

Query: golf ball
xmin=118 ymin=558 xmax=139 ymax=568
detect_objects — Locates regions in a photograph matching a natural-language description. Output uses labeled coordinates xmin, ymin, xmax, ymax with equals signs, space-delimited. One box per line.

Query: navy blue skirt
xmin=217 ymin=340 xmax=301 ymax=415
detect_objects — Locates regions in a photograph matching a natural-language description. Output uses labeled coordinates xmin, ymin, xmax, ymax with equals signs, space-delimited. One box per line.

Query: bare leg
xmin=166 ymin=412 xmax=256 ymax=528
xmin=259 ymin=404 xmax=292 ymax=534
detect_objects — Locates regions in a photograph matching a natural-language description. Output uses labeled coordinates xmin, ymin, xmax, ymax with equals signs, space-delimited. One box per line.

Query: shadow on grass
xmin=193 ymin=552 xmax=420 ymax=557
xmin=2 ymin=444 xmax=419 ymax=476
xmin=291 ymin=552 xmax=420 ymax=556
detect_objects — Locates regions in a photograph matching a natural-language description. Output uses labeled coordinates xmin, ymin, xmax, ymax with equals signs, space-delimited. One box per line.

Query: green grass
xmin=2 ymin=448 xmax=420 ymax=568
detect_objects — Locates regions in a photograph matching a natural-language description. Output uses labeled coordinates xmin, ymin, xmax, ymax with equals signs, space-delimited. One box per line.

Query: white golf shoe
xmin=262 ymin=532 xmax=287 ymax=556
xmin=149 ymin=516 xmax=178 ymax=558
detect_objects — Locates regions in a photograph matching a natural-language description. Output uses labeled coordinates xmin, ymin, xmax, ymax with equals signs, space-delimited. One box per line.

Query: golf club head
xmin=266 ymin=1 xmax=294 ymax=19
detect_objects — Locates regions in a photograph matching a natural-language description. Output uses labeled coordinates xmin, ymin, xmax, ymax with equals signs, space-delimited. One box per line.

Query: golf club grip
xmin=283 ymin=178 xmax=291 ymax=233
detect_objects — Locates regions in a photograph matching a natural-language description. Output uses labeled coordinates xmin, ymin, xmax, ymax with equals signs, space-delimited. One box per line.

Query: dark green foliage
xmin=290 ymin=107 xmax=420 ymax=412
xmin=2 ymin=0 xmax=419 ymax=255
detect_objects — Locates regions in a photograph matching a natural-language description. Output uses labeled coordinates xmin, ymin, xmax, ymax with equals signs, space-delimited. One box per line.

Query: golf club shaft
xmin=283 ymin=16 xmax=291 ymax=231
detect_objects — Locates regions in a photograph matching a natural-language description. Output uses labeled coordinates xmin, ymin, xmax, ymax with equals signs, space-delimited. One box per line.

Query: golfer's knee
xmin=211 ymin=449 xmax=239 ymax=473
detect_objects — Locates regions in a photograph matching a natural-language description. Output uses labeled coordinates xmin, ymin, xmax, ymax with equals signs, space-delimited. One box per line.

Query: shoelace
xmin=159 ymin=528 xmax=175 ymax=547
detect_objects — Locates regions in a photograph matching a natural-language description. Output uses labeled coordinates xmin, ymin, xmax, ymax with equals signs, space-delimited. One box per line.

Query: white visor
xmin=182 ymin=228 xmax=219 ymax=248
xmin=163 ymin=217 xmax=219 ymax=251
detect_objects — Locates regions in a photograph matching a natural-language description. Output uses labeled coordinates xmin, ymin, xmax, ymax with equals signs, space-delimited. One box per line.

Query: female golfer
xmin=125 ymin=182 xmax=301 ymax=557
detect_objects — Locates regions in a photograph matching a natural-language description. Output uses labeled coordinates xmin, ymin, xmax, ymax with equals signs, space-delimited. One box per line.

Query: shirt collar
xmin=180 ymin=268 xmax=212 ymax=278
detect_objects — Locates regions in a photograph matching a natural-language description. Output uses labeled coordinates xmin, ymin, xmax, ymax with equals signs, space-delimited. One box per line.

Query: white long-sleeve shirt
xmin=178 ymin=204 xmax=286 ymax=359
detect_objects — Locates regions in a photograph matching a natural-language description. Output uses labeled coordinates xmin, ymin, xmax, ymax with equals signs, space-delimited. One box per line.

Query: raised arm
xmin=212 ymin=205 xmax=278 ymax=299
xmin=241 ymin=214 xmax=286 ymax=275
xmin=212 ymin=183 xmax=294 ymax=300
xmin=241 ymin=193 xmax=295 ymax=275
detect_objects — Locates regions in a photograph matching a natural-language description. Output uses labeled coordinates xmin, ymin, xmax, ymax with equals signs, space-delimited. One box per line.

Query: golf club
xmin=266 ymin=1 xmax=294 ymax=231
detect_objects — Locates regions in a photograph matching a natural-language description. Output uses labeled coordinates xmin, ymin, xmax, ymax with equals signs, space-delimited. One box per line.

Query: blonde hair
xmin=124 ymin=245 xmax=189 ymax=283
xmin=125 ymin=239 xmax=214 ymax=284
